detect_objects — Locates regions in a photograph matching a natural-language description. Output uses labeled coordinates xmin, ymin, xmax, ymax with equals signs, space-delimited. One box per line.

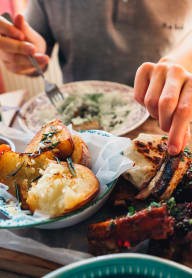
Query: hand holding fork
xmin=1 ymin=13 xmax=64 ymax=110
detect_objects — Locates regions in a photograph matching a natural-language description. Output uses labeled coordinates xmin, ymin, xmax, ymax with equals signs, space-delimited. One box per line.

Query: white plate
xmin=18 ymin=80 xmax=149 ymax=136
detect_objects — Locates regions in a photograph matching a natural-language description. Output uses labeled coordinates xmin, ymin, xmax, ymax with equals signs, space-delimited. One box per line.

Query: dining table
xmin=0 ymin=116 xmax=188 ymax=278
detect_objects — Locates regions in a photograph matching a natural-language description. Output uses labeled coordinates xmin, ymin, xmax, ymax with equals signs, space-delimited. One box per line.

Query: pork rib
xmin=88 ymin=205 xmax=174 ymax=255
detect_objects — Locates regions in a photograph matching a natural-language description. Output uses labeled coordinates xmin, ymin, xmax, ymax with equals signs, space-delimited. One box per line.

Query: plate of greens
xmin=19 ymin=81 xmax=148 ymax=136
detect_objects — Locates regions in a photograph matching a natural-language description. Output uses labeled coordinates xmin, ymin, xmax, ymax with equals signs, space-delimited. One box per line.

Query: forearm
xmin=160 ymin=31 xmax=192 ymax=73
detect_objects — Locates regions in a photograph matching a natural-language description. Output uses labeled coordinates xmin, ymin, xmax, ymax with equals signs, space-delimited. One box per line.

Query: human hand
xmin=0 ymin=14 xmax=49 ymax=75
xmin=134 ymin=61 xmax=192 ymax=155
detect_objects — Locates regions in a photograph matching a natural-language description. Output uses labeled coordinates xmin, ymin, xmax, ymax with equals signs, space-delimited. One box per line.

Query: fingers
xmin=14 ymin=14 xmax=47 ymax=53
xmin=0 ymin=14 xmax=48 ymax=75
xmin=158 ymin=65 xmax=186 ymax=131
xmin=3 ymin=53 xmax=49 ymax=74
xmin=0 ymin=16 xmax=24 ymax=40
xmin=168 ymin=78 xmax=192 ymax=155
xmin=143 ymin=64 xmax=166 ymax=119
xmin=134 ymin=62 xmax=154 ymax=106
xmin=134 ymin=62 xmax=192 ymax=155
xmin=0 ymin=36 xmax=35 ymax=55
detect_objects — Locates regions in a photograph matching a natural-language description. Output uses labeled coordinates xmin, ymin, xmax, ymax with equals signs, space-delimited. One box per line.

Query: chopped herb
xmin=166 ymin=197 xmax=176 ymax=215
xmin=184 ymin=147 xmax=190 ymax=153
xmin=188 ymin=219 xmax=192 ymax=225
xmin=48 ymin=141 xmax=60 ymax=150
xmin=54 ymin=156 xmax=61 ymax=164
xmin=6 ymin=163 xmax=24 ymax=178
xmin=66 ymin=157 xmax=76 ymax=176
xmin=31 ymin=175 xmax=42 ymax=183
xmin=87 ymin=93 xmax=103 ymax=102
xmin=15 ymin=183 xmax=21 ymax=203
xmin=184 ymin=147 xmax=192 ymax=158
xmin=162 ymin=136 xmax=168 ymax=139
xmin=127 ymin=206 xmax=135 ymax=217
xmin=148 ymin=201 xmax=161 ymax=209
xmin=189 ymin=181 xmax=192 ymax=185
xmin=41 ymin=131 xmax=57 ymax=142
xmin=51 ymin=141 xmax=60 ymax=147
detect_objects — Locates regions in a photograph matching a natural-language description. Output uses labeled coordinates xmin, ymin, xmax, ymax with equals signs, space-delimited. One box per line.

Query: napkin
xmin=0 ymin=230 xmax=92 ymax=265
xmin=0 ymin=90 xmax=27 ymax=126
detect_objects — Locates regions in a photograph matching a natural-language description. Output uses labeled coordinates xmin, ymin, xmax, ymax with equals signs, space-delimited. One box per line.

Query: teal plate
xmin=43 ymin=254 xmax=192 ymax=278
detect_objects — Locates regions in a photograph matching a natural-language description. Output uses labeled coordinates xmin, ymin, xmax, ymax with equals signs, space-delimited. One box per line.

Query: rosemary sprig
xmin=54 ymin=156 xmax=61 ymax=164
xmin=15 ymin=182 xmax=21 ymax=203
xmin=48 ymin=141 xmax=60 ymax=150
xmin=6 ymin=162 xmax=24 ymax=178
xmin=41 ymin=131 xmax=57 ymax=142
xmin=66 ymin=157 xmax=76 ymax=176
xmin=31 ymin=175 xmax=42 ymax=183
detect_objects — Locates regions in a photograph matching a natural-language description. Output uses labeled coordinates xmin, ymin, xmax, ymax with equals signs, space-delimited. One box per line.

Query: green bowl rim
xmin=43 ymin=253 xmax=192 ymax=278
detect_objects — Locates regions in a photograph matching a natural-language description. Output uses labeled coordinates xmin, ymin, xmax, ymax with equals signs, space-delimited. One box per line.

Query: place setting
xmin=1 ymin=0 xmax=192 ymax=277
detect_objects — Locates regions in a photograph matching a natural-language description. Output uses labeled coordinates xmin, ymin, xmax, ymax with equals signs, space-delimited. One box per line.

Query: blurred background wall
xmin=0 ymin=0 xmax=62 ymax=98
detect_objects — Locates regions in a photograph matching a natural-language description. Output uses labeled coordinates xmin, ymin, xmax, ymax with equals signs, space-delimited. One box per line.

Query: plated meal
xmin=0 ymin=119 xmax=131 ymax=228
xmin=88 ymin=133 xmax=192 ymax=268
xmin=1 ymin=116 xmax=192 ymax=268
xmin=0 ymin=120 xmax=99 ymax=218
xmin=19 ymin=81 xmax=148 ymax=136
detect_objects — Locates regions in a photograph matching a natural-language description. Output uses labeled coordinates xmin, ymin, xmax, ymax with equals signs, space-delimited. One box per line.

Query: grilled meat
xmin=88 ymin=205 xmax=174 ymax=255
xmin=149 ymin=233 xmax=192 ymax=267
xmin=173 ymin=166 xmax=192 ymax=203
xmin=124 ymin=133 xmax=192 ymax=201
xmin=136 ymin=152 xmax=190 ymax=200
xmin=149 ymin=202 xmax=192 ymax=265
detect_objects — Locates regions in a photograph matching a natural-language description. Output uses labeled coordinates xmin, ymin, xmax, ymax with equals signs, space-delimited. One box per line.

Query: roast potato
xmin=25 ymin=120 xmax=74 ymax=159
xmin=71 ymin=135 xmax=92 ymax=168
xmin=0 ymin=151 xmax=53 ymax=209
xmin=27 ymin=162 xmax=99 ymax=217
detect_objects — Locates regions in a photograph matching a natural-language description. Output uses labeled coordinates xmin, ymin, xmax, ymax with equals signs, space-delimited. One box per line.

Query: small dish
xmin=0 ymin=136 xmax=15 ymax=152
xmin=43 ymin=253 xmax=192 ymax=278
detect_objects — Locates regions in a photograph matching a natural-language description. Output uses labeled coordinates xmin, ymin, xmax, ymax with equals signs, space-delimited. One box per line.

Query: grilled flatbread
xmin=123 ymin=134 xmax=167 ymax=190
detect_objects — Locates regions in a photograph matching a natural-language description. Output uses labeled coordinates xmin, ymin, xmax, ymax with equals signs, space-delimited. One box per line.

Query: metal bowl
xmin=0 ymin=136 xmax=15 ymax=152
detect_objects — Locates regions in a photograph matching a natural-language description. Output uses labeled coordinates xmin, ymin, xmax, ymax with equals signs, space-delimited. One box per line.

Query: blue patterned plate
xmin=43 ymin=254 xmax=192 ymax=278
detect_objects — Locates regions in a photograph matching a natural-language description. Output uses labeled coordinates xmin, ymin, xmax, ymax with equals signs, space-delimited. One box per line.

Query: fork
xmin=2 ymin=13 xmax=64 ymax=111
xmin=28 ymin=56 xmax=64 ymax=110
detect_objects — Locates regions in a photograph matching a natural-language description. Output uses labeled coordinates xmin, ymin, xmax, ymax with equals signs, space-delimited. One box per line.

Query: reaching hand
xmin=0 ymin=14 xmax=49 ymax=75
xmin=134 ymin=61 xmax=192 ymax=155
